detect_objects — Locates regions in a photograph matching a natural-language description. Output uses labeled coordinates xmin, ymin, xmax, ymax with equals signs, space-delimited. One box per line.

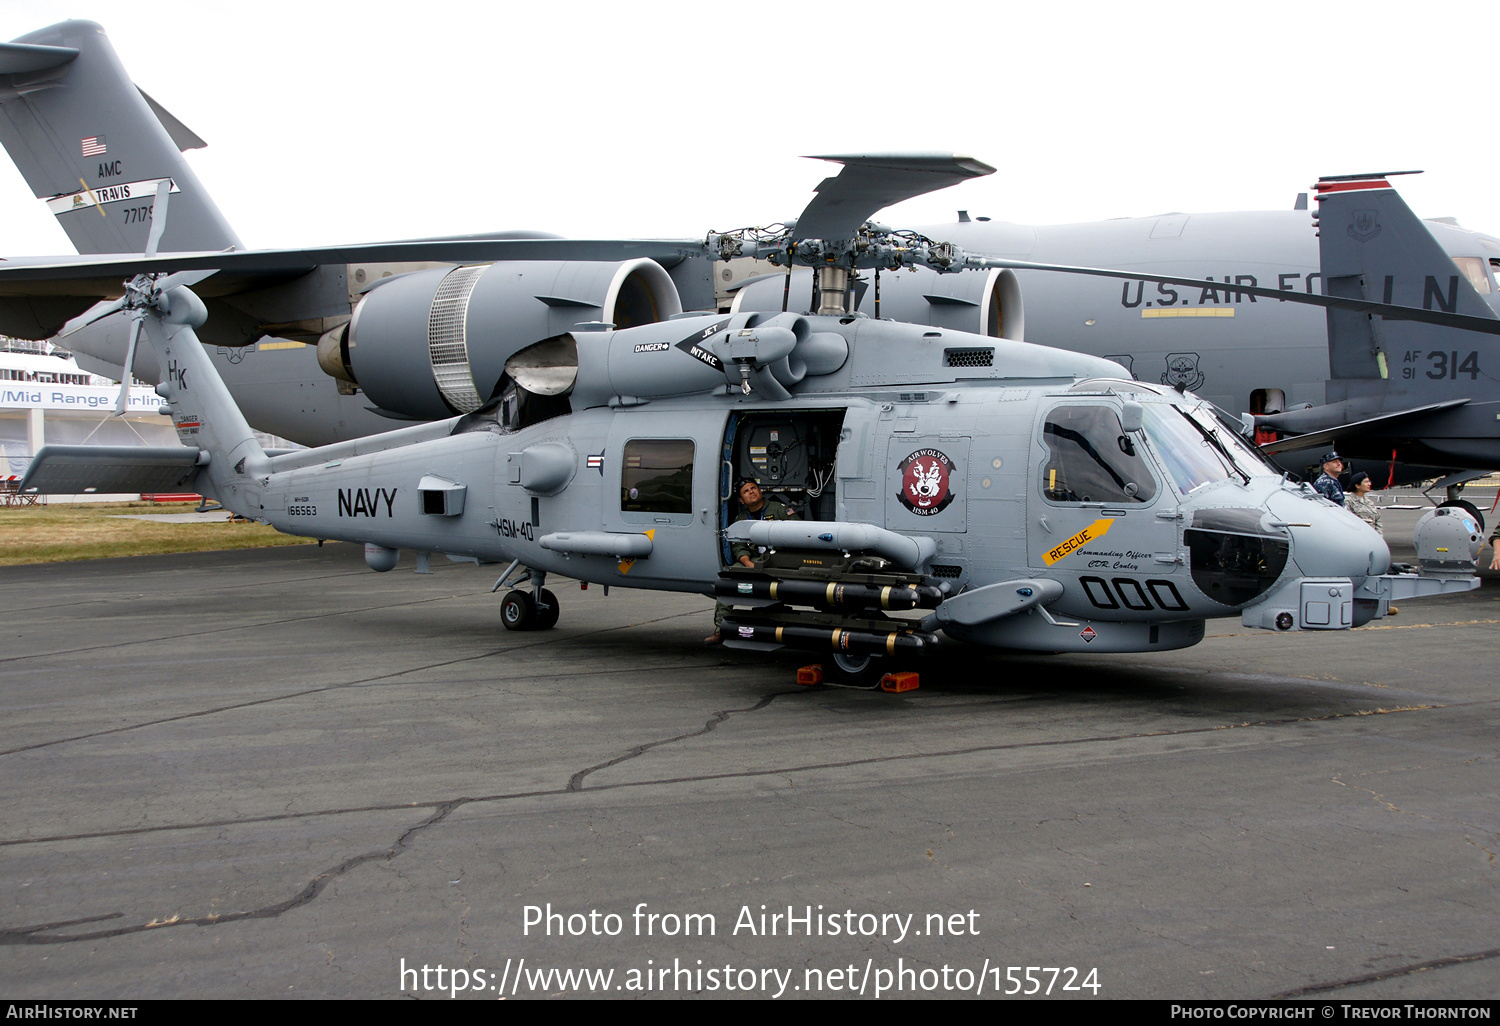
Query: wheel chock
xmin=879 ymin=672 xmax=920 ymax=693
xmin=796 ymin=665 xmax=824 ymax=686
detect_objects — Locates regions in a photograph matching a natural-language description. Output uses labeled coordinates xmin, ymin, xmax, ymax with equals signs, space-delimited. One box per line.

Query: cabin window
xmin=1040 ymin=405 xmax=1157 ymax=504
xmin=621 ymin=439 xmax=695 ymax=515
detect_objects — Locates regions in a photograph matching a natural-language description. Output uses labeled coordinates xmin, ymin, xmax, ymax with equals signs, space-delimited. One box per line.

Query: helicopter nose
xmin=1265 ymin=489 xmax=1390 ymax=581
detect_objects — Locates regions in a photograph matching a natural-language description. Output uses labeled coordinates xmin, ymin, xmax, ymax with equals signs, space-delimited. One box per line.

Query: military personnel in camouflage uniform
xmin=706 ymin=479 xmax=797 ymax=644
xmin=1345 ymin=471 xmax=1382 ymax=536
xmin=1313 ymin=451 xmax=1345 ymax=506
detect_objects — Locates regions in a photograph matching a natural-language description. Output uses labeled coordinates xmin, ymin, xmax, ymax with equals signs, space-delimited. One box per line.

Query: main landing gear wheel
xmin=500 ymin=590 xmax=535 ymax=631
xmin=533 ymin=588 xmax=560 ymax=630
xmin=827 ymin=651 xmax=884 ymax=687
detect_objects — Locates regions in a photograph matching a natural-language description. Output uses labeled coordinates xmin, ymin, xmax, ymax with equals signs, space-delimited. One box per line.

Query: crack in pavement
xmin=1 ymin=802 xmax=462 ymax=945
xmin=2 ymin=701 xmax=1455 ymax=851
xmin=0 ymin=690 xmax=796 ymax=945
xmin=1271 ymin=946 xmax=1500 ymax=996
xmin=1 ymin=699 xmax=1485 ymax=948
xmin=566 ymin=691 xmax=793 ymax=791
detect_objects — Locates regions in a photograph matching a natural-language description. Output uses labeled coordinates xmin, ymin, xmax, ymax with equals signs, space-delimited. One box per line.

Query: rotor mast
xmin=706 ymin=154 xmax=998 ymax=318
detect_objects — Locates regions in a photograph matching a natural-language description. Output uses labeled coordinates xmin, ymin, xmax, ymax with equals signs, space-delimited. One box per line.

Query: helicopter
xmin=13 ymin=156 xmax=1484 ymax=683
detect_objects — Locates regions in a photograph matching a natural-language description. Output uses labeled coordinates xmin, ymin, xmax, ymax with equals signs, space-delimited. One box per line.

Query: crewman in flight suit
xmin=705 ymin=478 xmax=797 ymax=645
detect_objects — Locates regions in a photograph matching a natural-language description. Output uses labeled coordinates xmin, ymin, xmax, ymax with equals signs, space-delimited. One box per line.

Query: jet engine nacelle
xmin=730 ymin=265 xmax=1024 ymax=341
xmin=319 ymin=259 xmax=683 ymax=419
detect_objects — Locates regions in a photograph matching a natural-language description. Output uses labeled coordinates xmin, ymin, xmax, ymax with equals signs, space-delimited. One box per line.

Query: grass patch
xmin=0 ymin=501 xmax=319 ymax=565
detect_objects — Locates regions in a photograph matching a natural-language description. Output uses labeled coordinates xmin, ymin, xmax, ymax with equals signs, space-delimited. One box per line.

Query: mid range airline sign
xmin=1 ymin=383 xmax=160 ymax=412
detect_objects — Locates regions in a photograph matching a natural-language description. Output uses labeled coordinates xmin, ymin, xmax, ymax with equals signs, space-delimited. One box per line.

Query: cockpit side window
xmin=1041 ymin=405 xmax=1157 ymax=504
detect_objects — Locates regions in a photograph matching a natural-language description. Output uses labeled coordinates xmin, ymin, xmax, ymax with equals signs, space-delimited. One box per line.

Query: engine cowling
xmin=729 ymin=265 xmax=1024 ymax=340
xmin=319 ymin=259 xmax=682 ymax=419
xmin=501 ymin=311 xmax=850 ymax=412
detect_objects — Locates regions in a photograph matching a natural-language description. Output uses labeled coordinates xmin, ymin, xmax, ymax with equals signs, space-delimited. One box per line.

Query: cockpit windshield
xmin=1184 ymin=404 xmax=1278 ymax=478
xmin=1139 ymin=404 xmax=1232 ymax=494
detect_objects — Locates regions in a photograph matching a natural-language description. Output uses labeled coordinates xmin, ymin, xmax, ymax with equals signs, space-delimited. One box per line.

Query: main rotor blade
xmin=963 ymin=255 xmax=1500 ymax=337
xmin=143 ymin=181 xmax=171 ymax=259
xmin=792 ymin=154 xmax=995 ymax=243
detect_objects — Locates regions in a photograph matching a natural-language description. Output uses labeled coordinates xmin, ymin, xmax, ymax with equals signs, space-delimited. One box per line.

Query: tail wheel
xmin=828 ymin=650 xmax=884 ymax=686
xmin=500 ymin=590 xmax=536 ymax=631
xmin=534 ymin=588 xmax=560 ymax=630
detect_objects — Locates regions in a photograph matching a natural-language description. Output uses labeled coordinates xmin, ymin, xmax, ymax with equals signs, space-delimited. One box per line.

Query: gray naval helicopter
xmin=17 ymin=158 xmax=1485 ymax=682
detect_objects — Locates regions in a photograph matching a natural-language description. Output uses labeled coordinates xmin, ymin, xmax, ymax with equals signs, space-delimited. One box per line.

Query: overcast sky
xmin=2 ymin=0 xmax=1496 ymax=255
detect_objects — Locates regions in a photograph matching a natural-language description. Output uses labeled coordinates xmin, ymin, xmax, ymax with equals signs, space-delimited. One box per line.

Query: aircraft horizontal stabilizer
xmin=0 ymin=40 xmax=78 ymax=75
xmin=1256 ymin=399 xmax=1470 ymax=456
xmin=18 ymin=444 xmax=205 ymax=495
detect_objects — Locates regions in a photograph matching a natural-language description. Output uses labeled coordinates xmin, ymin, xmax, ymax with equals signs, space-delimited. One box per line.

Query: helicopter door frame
xmin=720 ymin=407 xmax=849 ymax=565
xmin=604 ymin=410 xmax=726 ymax=586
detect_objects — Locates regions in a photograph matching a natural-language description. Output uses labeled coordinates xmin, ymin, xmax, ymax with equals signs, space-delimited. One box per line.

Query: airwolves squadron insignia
xmin=897 ymin=449 xmax=956 ymax=516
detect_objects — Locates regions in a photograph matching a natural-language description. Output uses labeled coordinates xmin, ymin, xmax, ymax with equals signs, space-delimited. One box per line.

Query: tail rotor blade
xmin=113 ymin=313 xmax=143 ymax=416
xmin=143 ymin=181 xmax=171 ymax=258
xmin=62 ymin=294 xmax=130 ymax=336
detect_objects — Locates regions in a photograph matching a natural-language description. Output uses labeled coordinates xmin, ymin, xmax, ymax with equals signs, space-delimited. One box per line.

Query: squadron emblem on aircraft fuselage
xmin=897 ymin=448 xmax=956 ymax=516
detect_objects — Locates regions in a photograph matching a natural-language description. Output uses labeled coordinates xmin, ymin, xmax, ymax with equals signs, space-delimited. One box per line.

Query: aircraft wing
xmin=0 ymin=237 xmax=706 ymax=299
xmin=18 ymin=445 xmax=204 ymax=494
xmin=1256 ymin=399 xmax=1471 ymax=456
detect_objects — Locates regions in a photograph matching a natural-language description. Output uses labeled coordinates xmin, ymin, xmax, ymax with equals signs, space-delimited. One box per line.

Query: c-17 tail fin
xmin=1314 ymin=172 xmax=1498 ymax=385
xmin=1253 ymin=174 xmax=1500 ymax=472
xmin=0 ymin=20 xmax=242 ymax=255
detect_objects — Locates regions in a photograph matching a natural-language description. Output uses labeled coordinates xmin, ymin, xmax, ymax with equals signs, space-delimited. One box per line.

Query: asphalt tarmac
xmin=2 ymin=507 xmax=1496 ymax=1001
